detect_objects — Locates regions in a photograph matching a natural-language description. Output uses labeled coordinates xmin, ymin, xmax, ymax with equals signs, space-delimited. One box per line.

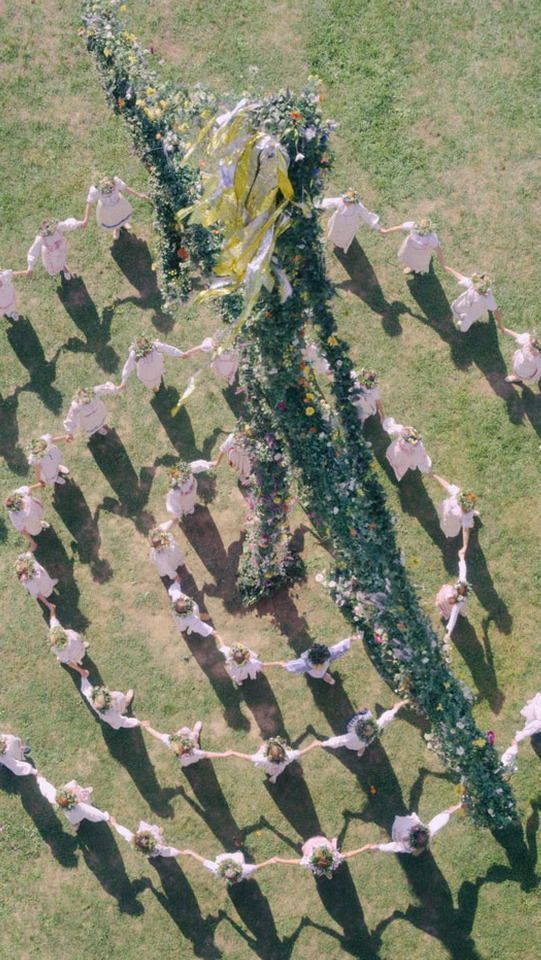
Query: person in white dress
xmin=48 ymin=606 xmax=89 ymax=677
xmin=318 ymin=189 xmax=380 ymax=253
xmin=0 ymin=266 xmax=30 ymax=321
xmin=182 ymin=331 xmax=239 ymax=386
xmin=27 ymin=217 xmax=86 ymax=280
xmin=165 ymin=459 xmax=216 ymax=519
xmin=215 ymin=431 xmax=254 ymax=482
xmin=321 ymin=701 xmax=409 ymax=757
xmin=301 ymin=341 xmax=332 ymax=377
xmin=349 ymin=369 xmax=384 ymax=425
xmin=0 ymin=733 xmax=38 ymax=777
xmin=365 ymin=804 xmax=462 ymax=855
xmin=382 ymin=416 xmax=432 ymax=481
xmin=501 ymin=328 xmax=541 ymax=387
xmin=500 ymin=739 xmax=519 ymax=775
xmin=80 ymin=677 xmax=145 ymax=730
xmin=15 ymin=552 xmax=57 ymax=610
xmin=380 ymin=218 xmax=444 ymax=275
xmin=512 ymin=692 xmax=541 ymax=745
xmin=37 ymin=777 xmax=110 ymax=830
xmin=148 ymin=522 xmax=185 ymax=578
xmin=5 ymin=484 xmax=48 ymax=550
xmin=141 ymin=719 xmax=232 ymax=769
xmin=110 ymin=818 xmax=182 ymax=858
xmin=445 ymin=266 xmax=503 ymax=332
xmin=27 ymin=433 xmax=73 ymax=487
xmin=120 ymin=336 xmax=185 ymax=393
xmin=63 ymin=382 xmax=122 ymax=439
xmin=274 ymin=836 xmax=367 ymax=877
xmin=219 ymin=643 xmax=265 ymax=685
xmin=432 ymin=475 xmax=477 ymax=553
xmin=436 ymin=555 xmax=470 ymax=642
xmin=228 ymin=736 xmax=321 ymax=784
xmin=83 ymin=175 xmax=150 ymax=240
xmin=183 ymin=849 xmax=277 ymax=884
xmin=168 ymin=577 xmax=223 ymax=641
xmin=266 ymin=637 xmax=355 ymax=686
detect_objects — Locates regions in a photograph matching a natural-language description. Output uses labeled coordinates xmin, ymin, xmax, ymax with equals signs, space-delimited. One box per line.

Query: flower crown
xmin=149 ymin=527 xmax=172 ymax=549
xmin=91 ymin=685 xmax=112 ymax=712
xmin=216 ymin=857 xmax=244 ymax=883
xmin=309 ymin=844 xmax=338 ymax=878
xmin=57 ymin=788 xmax=78 ymax=810
xmin=403 ymin=427 xmax=422 ymax=445
xmin=73 ymin=387 xmax=94 ymax=405
xmin=264 ymin=736 xmax=289 ymax=762
xmin=39 ymin=219 xmax=58 ymax=237
xmin=349 ymin=710 xmax=379 ymax=744
xmin=168 ymin=462 xmax=193 ymax=487
xmin=133 ymin=336 xmax=154 ymax=359
xmin=134 ymin=831 xmax=158 ymax=855
xmin=27 ymin=437 xmax=48 ymax=458
xmin=0 ymin=736 xmax=7 ymax=755
xmin=172 ymin=595 xmax=196 ymax=616
xmin=341 ymin=189 xmax=360 ymax=204
xmin=357 ymin=367 xmax=378 ymax=389
xmin=471 ymin=273 xmax=491 ymax=295
xmin=49 ymin=625 xmax=69 ymax=650
xmin=169 ymin=732 xmax=195 ymax=756
xmin=413 ymin=218 xmax=434 ymax=236
xmin=307 ymin=643 xmax=331 ymax=665
xmin=529 ymin=334 xmax=541 ymax=352
xmin=409 ymin=824 xmax=431 ymax=851
xmin=458 ymin=491 xmax=476 ymax=511
xmin=230 ymin=643 xmax=251 ymax=664
xmin=15 ymin=553 xmax=36 ymax=579
xmin=5 ymin=492 xmax=24 ymax=512
xmin=453 ymin=580 xmax=470 ymax=600
xmin=96 ymin=175 xmax=115 ymax=195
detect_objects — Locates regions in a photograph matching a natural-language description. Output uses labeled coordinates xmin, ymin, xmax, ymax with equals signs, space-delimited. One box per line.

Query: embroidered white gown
xmin=219 ymin=645 xmax=263 ymax=684
xmin=37 ymin=777 xmax=110 ymax=826
xmin=397 ymin=222 xmax=440 ymax=273
xmin=0 ymin=734 xmax=34 ymax=776
xmin=451 ymin=275 xmax=498 ymax=332
xmin=49 ymin=614 xmax=87 ymax=665
xmin=382 ymin=417 xmax=432 ymax=481
xmin=27 ymin=434 xmax=64 ymax=486
xmin=165 ymin=460 xmax=214 ymax=518
xmin=436 ymin=557 xmax=468 ymax=636
xmin=197 ymin=336 xmax=239 ymax=385
xmin=63 ymin=382 xmax=120 ymax=437
xmin=436 ymin=482 xmax=475 ymax=539
xmin=168 ymin=581 xmax=214 ymax=637
xmin=27 ymin=219 xmax=85 ymax=275
xmin=149 ymin=523 xmax=185 ymax=577
xmin=80 ymin=677 xmax=140 ymax=729
xmin=86 ymin=178 xmax=133 ymax=231
xmin=249 ymin=745 xmax=301 ymax=783
xmin=7 ymin=486 xmax=45 ymax=536
xmin=319 ymin=197 xmax=380 ymax=252
xmin=121 ymin=341 xmax=185 ymax=390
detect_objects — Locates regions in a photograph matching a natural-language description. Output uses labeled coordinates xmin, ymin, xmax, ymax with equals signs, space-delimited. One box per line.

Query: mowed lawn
xmin=0 ymin=1 xmax=540 ymax=959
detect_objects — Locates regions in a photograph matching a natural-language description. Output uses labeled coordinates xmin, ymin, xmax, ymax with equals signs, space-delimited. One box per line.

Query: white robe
xmin=0 ymin=269 xmax=17 ymax=314
xmin=112 ymin=820 xmax=181 ymax=857
xmin=27 ymin=434 xmax=64 ymax=486
xmin=300 ymin=836 xmax=343 ymax=875
xmin=397 ymin=222 xmax=440 ymax=273
xmin=197 ymin=337 xmax=239 ymax=385
xmin=149 ymin=524 xmax=186 ymax=578
xmin=121 ymin=341 xmax=184 ymax=390
xmin=451 ymin=275 xmax=498 ymax=332
xmin=153 ymin=729 xmax=208 ymax=768
xmin=203 ymin=851 xmax=258 ymax=882
xmin=382 ymin=417 xmax=432 ymax=481
xmin=7 ymin=486 xmax=45 ymax=536
xmin=376 ymin=810 xmax=453 ymax=853
xmin=515 ymin=692 xmax=541 ymax=742
xmin=49 ymin=614 xmax=87 ymax=665
xmin=320 ymin=197 xmax=380 ymax=253
xmin=27 ymin=219 xmax=84 ymax=275
xmin=436 ymin=557 xmax=468 ymax=635
xmin=436 ymin=483 xmax=475 ymax=539
xmin=500 ymin=742 xmax=518 ymax=773
xmin=249 ymin=745 xmax=300 ymax=783
xmin=37 ymin=777 xmax=109 ymax=826
xmin=63 ymin=382 xmax=120 ymax=436
xmin=87 ymin=178 xmax=133 ymax=231
xmin=0 ymin=734 xmax=34 ymax=776
xmin=219 ymin=645 xmax=263 ymax=684
xmin=219 ymin=433 xmax=253 ymax=480
xmin=351 ymin=383 xmax=381 ymax=424
xmin=80 ymin=677 xmax=140 ymax=729
xmin=168 ymin=581 xmax=214 ymax=637
xmin=165 ymin=460 xmax=214 ymax=518
xmin=510 ymin=332 xmax=541 ymax=384
xmin=322 ymin=705 xmax=400 ymax=755
xmin=18 ymin=557 xmax=57 ymax=598
xmin=284 ymin=637 xmax=351 ymax=679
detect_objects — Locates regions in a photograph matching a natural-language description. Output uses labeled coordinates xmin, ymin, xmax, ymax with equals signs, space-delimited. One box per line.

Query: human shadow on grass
xmin=53 ymin=478 xmax=113 ymax=583
xmin=182 ymin=507 xmax=243 ymax=609
xmin=175 ymin=762 xmax=245 ymax=848
xmin=220 ymin=890 xmax=309 ymax=960
xmin=468 ymin=526 xmax=512 ymax=635
xmin=146 ymin=860 xmax=222 ymax=958
xmin=77 ymin=819 xmax=145 ymax=915
xmin=452 ymin=619 xmax=504 ymax=713
xmin=110 ymin=231 xmax=175 ymax=333
xmin=90 ymin=429 xmax=156 ymax=534
xmin=6 ymin=316 xmax=63 ymax=412
xmin=0 ymin=388 xmax=28 ymax=474
xmin=35 ymin=524 xmax=89 ymax=631
xmin=522 ymin=386 xmax=541 ymax=438
xmin=57 ymin=278 xmax=119 ymax=373
xmin=151 ymin=387 xmax=223 ymax=463
xmin=333 ymin=239 xmax=412 ymax=337
xmin=11 ymin=771 xmax=79 ymax=868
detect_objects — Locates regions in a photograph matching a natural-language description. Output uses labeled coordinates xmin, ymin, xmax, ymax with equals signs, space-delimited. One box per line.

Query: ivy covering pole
xmin=82 ymin=0 xmax=517 ymax=828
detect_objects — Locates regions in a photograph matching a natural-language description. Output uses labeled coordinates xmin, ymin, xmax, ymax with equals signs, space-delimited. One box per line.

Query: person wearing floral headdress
xmin=141 ymin=719 xmax=232 ymax=769
xmin=48 ymin=605 xmax=89 ymax=677
xmin=444 ymin=266 xmax=502 ymax=332
xmin=0 ymin=264 xmax=30 ymax=321
xmin=37 ymin=777 xmax=110 ymax=830
xmin=148 ymin=522 xmax=186 ymax=578
xmin=27 ymin=216 xmax=86 ymax=280
xmin=349 ymin=369 xmax=384 ymax=425
xmin=436 ymin=554 xmax=469 ymax=642
xmin=80 ymin=677 xmax=144 ymax=730
xmin=15 ymin=552 xmax=57 ymax=610
xmin=5 ymin=483 xmax=49 ymax=550
xmin=183 ymin=849 xmax=277 ymax=883
xmin=382 ymin=416 xmax=432 ymax=481
xmin=215 ymin=430 xmax=254 ymax=482
xmin=432 ymin=474 xmax=478 ymax=553
xmin=318 ymin=189 xmax=380 ymax=253
xmin=266 ymin=636 xmax=356 ymax=686
xmin=168 ymin=576 xmax=223 ymax=641
xmin=380 ymin=217 xmax=444 ymax=276
xmin=0 ymin=732 xmax=38 ymax=778
xmin=227 ymin=736 xmax=320 ymax=783
xmin=165 ymin=459 xmax=216 ymax=519
xmin=182 ymin=330 xmax=239 ymax=386
xmin=501 ymin=327 xmax=541 ymax=387
xmin=63 ymin=382 xmax=122 ymax=439
xmin=218 ymin=642 xmax=265 ymax=685
xmin=119 ymin=336 xmax=185 ymax=393
xmin=110 ymin=818 xmax=182 ymax=858
xmin=321 ymin=701 xmax=409 ymax=756
xmin=274 ymin=836 xmax=367 ymax=877
xmin=301 ymin=341 xmax=332 ymax=377
xmin=365 ymin=804 xmax=462 ymax=855
xmin=27 ymin=433 xmax=73 ymax=487
xmin=83 ymin=175 xmax=150 ymax=240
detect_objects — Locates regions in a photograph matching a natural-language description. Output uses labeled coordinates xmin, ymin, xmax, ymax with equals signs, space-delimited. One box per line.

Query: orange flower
xmin=117 ymin=98 xmax=126 ymax=108
xmin=290 ymin=111 xmax=302 ymax=120
xmin=176 ymin=247 xmax=190 ymax=261
xmin=369 ymin=785 xmax=377 ymax=795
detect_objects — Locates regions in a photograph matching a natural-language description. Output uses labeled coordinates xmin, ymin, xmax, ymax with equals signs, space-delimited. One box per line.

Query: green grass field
xmin=1 ymin=1 xmax=540 ymax=958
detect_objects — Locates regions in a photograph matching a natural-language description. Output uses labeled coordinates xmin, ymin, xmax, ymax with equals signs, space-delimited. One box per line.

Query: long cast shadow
xmin=110 ymin=231 xmax=175 ymax=332
xmin=35 ymin=524 xmax=89 ymax=631
xmin=77 ymin=819 xmax=145 ymax=914
xmin=224 ymin=886 xmax=309 ymax=960
xmin=179 ymin=761 xmax=245 ymax=847
xmin=90 ymin=429 xmax=156 ymax=534
xmin=148 ymin=859 xmax=222 ymax=958
xmin=53 ymin=478 xmax=113 ymax=583
xmin=100 ymin=724 xmax=173 ymax=818
xmin=6 ymin=316 xmax=63 ymax=412
xmin=468 ymin=526 xmax=512 ymax=635
xmin=452 ymin=619 xmax=504 ymax=712
xmin=182 ymin=506 xmax=243 ymax=608
xmin=333 ymin=238 xmax=413 ymax=337
xmin=57 ymin=277 xmax=119 ymax=373
xmin=522 ymin=386 xmax=541 ymax=438
xmin=0 ymin=387 xmax=27 ymax=474
xmin=12 ymin=771 xmax=79 ymax=868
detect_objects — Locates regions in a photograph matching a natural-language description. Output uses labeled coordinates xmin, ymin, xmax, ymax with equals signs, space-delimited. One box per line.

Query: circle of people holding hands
xmin=2 ymin=174 xmax=538 ymax=888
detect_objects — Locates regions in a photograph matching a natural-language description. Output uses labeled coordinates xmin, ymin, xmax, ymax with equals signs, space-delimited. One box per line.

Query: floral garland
xmin=49 ymin=626 xmax=70 ymax=650
xmin=263 ymin=736 xmax=289 ymax=761
xmin=148 ymin=527 xmax=173 ymax=550
xmin=133 ymin=335 xmax=155 ymax=359
xmin=307 ymin=845 xmax=342 ymax=879
xmin=216 ymin=857 xmax=244 ymax=883
xmin=57 ymin=788 xmax=79 ymax=810
xmin=171 ymin=596 xmax=196 ymax=616
xmin=229 ymin=643 xmax=252 ymax=664
xmin=5 ymin=493 xmax=25 ymax=512
xmin=73 ymin=388 xmax=94 ymax=406
xmin=133 ymin=830 xmax=158 ymax=855
xmin=458 ymin=490 xmax=477 ymax=512
xmin=15 ymin=553 xmax=36 ymax=579
xmin=90 ymin=685 xmax=112 ymax=712
xmin=39 ymin=220 xmax=58 ymax=237
xmin=168 ymin=462 xmax=193 ymax=487
xmin=27 ymin=437 xmax=49 ymax=459
xmin=169 ymin=732 xmax=195 ymax=756
xmin=348 ymin=710 xmax=379 ymax=745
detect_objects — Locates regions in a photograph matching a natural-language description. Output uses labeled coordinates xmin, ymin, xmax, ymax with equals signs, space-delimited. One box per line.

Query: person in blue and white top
xmin=321 ymin=701 xmax=409 ymax=757
xmin=266 ymin=636 xmax=356 ymax=686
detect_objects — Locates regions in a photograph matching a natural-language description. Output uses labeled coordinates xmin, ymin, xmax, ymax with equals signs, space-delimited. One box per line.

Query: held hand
xmin=64 ymin=434 xmax=74 ymax=443
xmin=117 ymin=382 xmax=126 ymax=392
xmin=140 ymin=720 xmax=150 ymax=729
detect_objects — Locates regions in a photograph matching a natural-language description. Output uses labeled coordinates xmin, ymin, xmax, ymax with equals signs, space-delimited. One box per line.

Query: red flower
xmin=176 ymin=247 xmax=190 ymax=261
xmin=290 ymin=111 xmax=302 ymax=120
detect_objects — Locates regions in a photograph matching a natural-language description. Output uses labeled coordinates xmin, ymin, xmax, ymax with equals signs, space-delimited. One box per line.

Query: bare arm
xmin=493 ymin=307 xmax=504 ymax=331
xmin=182 ymin=849 xmax=207 ymax=863
xmin=342 ymin=844 xmax=373 ymax=859
xmin=204 ymin=750 xmax=234 ymax=759
xmin=271 ymin=856 xmax=301 ymax=865
xmin=431 ymin=473 xmax=451 ymax=491
xmin=435 ymin=245 xmax=446 ymax=267
xmin=140 ymin=722 xmax=167 ymax=742
xmin=379 ymin=225 xmax=404 ymax=235
xmin=298 ymin=741 xmax=323 ymax=756
xmin=252 ymin=857 xmax=279 ymax=870
xmin=443 ymin=265 xmax=464 ymax=280
xmin=12 ymin=269 xmax=31 ymax=278
xmin=461 ymin=526 xmax=471 ymax=556
xmin=501 ymin=326 xmax=519 ymax=339
xmin=227 ymin=750 xmax=254 ymax=761
xmin=261 ymin=660 xmax=286 ymax=668
xmin=123 ymin=185 xmax=151 ymax=201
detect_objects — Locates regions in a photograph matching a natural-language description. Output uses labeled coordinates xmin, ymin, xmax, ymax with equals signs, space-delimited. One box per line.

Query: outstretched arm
xmin=140 ymin=722 xmax=168 ymax=742
xmin=123 ymin=185 xmax=151 ymax=201
xmin=227 ymin=750 xmax=254 ymax=761
xmin=261 ymin=660 xmax=286 ymax=668
xmin=379 ymin=224 xmax=404 ymax=235
xmin=271 ymin=856 xmax=301 ymax=865
xmin=204 ymin=750 xmax=234 ymax=759
xmin=435 ymin=245 xmax=446 ymax=267
xmin=342 ymin=844 xmax=373 ymax=859
xmin=298 ymin=741 xmax=323 ymax=757
xmin=181 ymin=849 xmax=207 ymax=864
xmin=431 ymin=473 xmax=452 ymax=492
xmin=493 ymin=307 xmax=504 ymax=331
xmin=443 ymin=265 xmax=464 ymax=280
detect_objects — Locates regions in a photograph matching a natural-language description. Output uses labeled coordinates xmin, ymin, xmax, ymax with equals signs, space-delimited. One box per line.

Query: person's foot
xmin=6 ymin=311 xmax=20 ymax=321
xmin=322 ymin=673 xmax=336 ymax=685
xmin=505 ymin=375 xmax=522 ymax=384
xmin=81 ymin=669 xmax=90 ymax=678
xmin=28 ymin=538 xmax=37 ymax=552
xmin=63 ymin=270 xmax=72 ymax=281
xmin=403 ymin=267 xmax=412 ymax=275
xmin=113 ymin=229 xmax=120 ymax=240
xmin=55 ymin=477 xmax=66 ymax=485
xmin=23 ymin=745 xmax=32 ymax=756
xmin=59 ymin=465 xmax=70 ymax=475
xmin=125 ymin=689 xmax=134 ymax=706
xmin=40 ymin=521 xmax=50 ymax=530
xmin=97 ymin=426 xmax=108 ymax=435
